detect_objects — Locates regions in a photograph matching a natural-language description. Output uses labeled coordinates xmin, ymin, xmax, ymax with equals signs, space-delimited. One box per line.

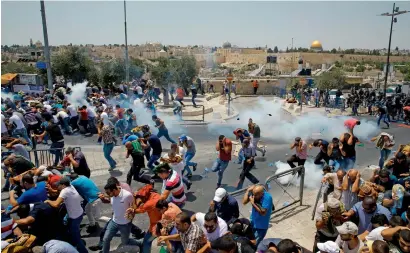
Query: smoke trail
xmin=208 ymin=97 xmax=379 ymax=143
xmin=1 ymin=92 xmax=14 ymax=102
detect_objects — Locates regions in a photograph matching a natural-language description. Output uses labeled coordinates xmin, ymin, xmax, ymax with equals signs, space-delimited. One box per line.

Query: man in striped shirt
xmin=155 ymin=163 xmax=186 ymax=208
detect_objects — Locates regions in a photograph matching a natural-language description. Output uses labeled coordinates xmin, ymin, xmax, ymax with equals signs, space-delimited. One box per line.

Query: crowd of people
xmin=1 ymin=79 xmax=410 ymax=253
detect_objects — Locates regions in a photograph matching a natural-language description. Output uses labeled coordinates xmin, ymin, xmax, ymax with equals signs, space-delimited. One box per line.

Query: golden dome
xmin=311 ymin=40 xmax=322 ymax=48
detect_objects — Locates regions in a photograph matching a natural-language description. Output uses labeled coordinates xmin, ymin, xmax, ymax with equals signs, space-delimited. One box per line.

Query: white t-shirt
xmin=111 ymin=188 xmax=134 ymax=225
xmin=59 ymin=185 xmax=84 ymax=219
xmin=194 ymin=212 xmax=228 ymax=242
xmin=136 ymin=86 xmax=143 ymax=95
xmin=366 ymin=226 xmax=388 ymax=241
xmin=56 ymin=111 xmax=69 ymax=119
xmin=66 ymin=105 xmax=78 ymax=117
xmin=1 ymin=114 xmax=8 ymax=133
xmin=86 ymin=107 xmax=96 ymax=118
xmin=9 ymin=115 xmax=25 ymax=130
xmin=44 ymin=104 xmax=52 ymax=113
xmin=101 ymin=112 xmax=111 ymax=126
xmin=335 ymin=235 xmax=364 ymax=253
xmin=101 ymin=104 xmax=107 ymax=111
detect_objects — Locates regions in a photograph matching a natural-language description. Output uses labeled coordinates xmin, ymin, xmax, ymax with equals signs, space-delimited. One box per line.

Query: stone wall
xmin=206 ymin=79 xmax=281 ymax=95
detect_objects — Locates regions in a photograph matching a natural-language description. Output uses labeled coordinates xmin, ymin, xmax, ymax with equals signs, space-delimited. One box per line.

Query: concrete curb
xmin=223 ymin=112 xmax=240 ymax=121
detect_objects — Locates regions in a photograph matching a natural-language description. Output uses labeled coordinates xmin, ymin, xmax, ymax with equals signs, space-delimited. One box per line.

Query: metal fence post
xmin=202 ymin=105 xmax=205 ymax=122
xmin=299 ymin=166 xmax=305 ymax=206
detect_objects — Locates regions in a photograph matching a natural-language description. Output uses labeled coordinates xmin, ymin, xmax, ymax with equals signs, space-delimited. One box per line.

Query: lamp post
xmin=226 ymin=70 xmax=234 ymax=116
xmin=379 ymin=3 xmax=408 ymax=97
xmin=40 ymin=0 xmax=53 ymax=92
xmin=123 ymin=0 xmax=129 ymax=83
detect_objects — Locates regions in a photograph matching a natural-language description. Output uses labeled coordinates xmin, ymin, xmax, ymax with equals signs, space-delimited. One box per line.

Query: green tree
xmin=316 ymin=69 xmax=346 ymax=90
xmin=100 ymin=59 xmax=127 ymax=87
xmin=356 ymin=65 xmax=365 ymax=72
xmin=273 ymin=46 xmax=279 ymax=53
xmin=334 ymin=61 xmax=342 ymax=68
xmin=87 ymin=66 xmax=101 ymax=86
xmin=331 ymin=48 xmax=337 ymax=54
xmin=52 ymin=46 xmax=92 ymax=84
xmin=1 ymin=62 xmax=37 ymax=74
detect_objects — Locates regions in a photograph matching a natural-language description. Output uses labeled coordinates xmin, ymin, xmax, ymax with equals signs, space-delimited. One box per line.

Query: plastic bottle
xmin=200 ymin=167 xmax=210 ymax=178
xmin=397 ymin=188 xmax=404 ymax=209
xmin=283 ymin=201 xmax=290 ymax=207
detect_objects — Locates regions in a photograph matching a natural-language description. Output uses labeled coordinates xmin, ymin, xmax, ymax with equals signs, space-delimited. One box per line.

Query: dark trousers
xmin=287 ymin=155 xmax=306 ymax=176
xmin=50 ymin=141 xmax=64 ymax=166
xmin=253 ymin=87 xmax=258 ymax=95
xmin=70 ymin=116 xmax=79 ymax=131
xmin=79 ymin=119 xmax=89 ymax=133
xmin=237 ymin=159 xmax=259 ymax=190
xmin=127 ymin=154 xmax=151 ymax=186
xmin=314 ymin=152 xmax=330 ymax=166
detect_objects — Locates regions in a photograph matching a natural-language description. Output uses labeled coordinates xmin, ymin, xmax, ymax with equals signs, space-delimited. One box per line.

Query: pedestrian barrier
xmin=311 ymin=183 xmax=329 ymax=220
xmin=229 ymin=165 xmax=305 ymax=219
xmin=28 ymin=147 xmax=81 ymax=167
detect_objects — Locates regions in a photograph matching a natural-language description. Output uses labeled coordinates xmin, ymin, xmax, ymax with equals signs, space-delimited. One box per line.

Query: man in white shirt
xmin=56 ymin=109 xmax=72 ymax=135
xmin=8 ymin=113 xmax=32 ymax=146
xmin=66 ymin=104 xmax=79 ymax=132
xmin=1 ymin=114 xmax=9 ymax=136
xmin=98 ymin=181 xmax=139 ymax=253
xmin=86 ymin=107 xmax=97 ymax=133
xmin=100 ymin=109 xmax=111 ymax=127
xmin=45 ymin=177 xmax=87 ymax=253
xmin=191 ymin=212 xmax=228 ymax=243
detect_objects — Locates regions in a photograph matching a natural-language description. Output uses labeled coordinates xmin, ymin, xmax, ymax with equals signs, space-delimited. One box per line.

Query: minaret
xmin=30 ymin=38 xmax=33 ymax=47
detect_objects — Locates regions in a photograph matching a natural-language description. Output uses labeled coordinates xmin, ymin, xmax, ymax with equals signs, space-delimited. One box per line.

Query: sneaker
xmin=186 ymin=173 xmax=193 ymax=178
xmin=132 ymin=230 xmax=146 ymax=239
xmin=108 ymin=167 xmax=114 ymax=172
xmin=86 ymin=225 xmax=98 ymax=233
xmin=193 ymin=164 xmax=197 ymax=171
xmin=88 ymin=245 xmax=102 ymax=251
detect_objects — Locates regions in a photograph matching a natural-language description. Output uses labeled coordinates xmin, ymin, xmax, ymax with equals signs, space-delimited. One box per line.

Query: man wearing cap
xmin=335 ymin=221 xmax=364 ymax=253
xmin=45 ymin=176 xmax=87 ymax=253
xmin=211 ymin=135 xmax=233 ymax=189
xmin=64 ymin=147 xmax=90 ymax=178
xmin=209 ymin=188 xmax=239 ymax=225
xmin=314 ymin=198 xmax=346 ymax=252
xmin=179 ymin=134 xmax=197 ymax=178
xmin=236 ymin=139 xmax=260 ymax=190
xmin=287 ymin=137 xmax=307 ymax=175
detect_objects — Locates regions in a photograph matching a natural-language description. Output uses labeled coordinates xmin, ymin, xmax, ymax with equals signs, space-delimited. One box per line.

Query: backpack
xmin=131 ymin=140 xmax=144 ymax=154
xmin=2 ymin=234 xmax=36 ymax=253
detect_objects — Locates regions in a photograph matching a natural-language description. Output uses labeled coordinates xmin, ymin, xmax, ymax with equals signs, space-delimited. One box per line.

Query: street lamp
xmin=123 ymin=0 xmax=129 ymax=83
xmin=40 ymin=0 xmax=53 ymax=92
xmin=226 ymin=70 xmax=234 ymax=116
xmin=379 ymin=3 xmax=408 ymax=97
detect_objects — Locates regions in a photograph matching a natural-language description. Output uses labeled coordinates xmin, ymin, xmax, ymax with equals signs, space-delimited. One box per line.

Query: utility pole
xmin=123 ymin=0 xmax=129 ymax=83
xmin=40 ymin=0 xmax=53 ymax=92
xmin=379 ymin=3 xmax=408 ymax=97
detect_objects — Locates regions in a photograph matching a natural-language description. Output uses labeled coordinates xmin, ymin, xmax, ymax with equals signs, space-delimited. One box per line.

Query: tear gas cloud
xmin=208 ymin=98 xmax=379 ymax=143
xmin=274 ymin=161 xmax=322 ymax=189
xmin=1 ymin=92 xmax=14 ymax=102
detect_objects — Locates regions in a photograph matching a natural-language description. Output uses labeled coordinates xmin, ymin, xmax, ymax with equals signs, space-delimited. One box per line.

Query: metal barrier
xmin=311 ymin=183 xmax=329 ymax=220
xmin=230 ymin=165 xmax=305 ymax=218
xmin=28 ymin=147 xmax=81 ymax=167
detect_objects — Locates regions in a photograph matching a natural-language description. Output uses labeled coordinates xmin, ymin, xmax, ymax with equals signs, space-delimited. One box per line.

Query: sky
xmin=1 ymin=1 xmax=410 ymax=50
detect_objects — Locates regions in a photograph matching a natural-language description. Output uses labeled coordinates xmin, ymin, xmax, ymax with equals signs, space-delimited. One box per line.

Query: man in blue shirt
xmin=209 ymin=188 xmax=240 ymax=225
xmin=9 ymin=174 xmax=47 ymax=208
xmin=69 ymin=173 xmax=102 ymax=233
xmin=243 ymin=185 xmax=273 ymax=246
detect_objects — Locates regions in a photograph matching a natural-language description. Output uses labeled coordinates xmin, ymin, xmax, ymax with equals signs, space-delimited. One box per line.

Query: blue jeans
xmin=115 ymin=119 xmax=127 ymax=136
xmin=237 ymin=150 xmax=244 ymax=164
xmin=183 ymin=152 xmax=197 ymax=175
xmin=378 ymin=113 xmax=390 ymax=127
xmin=191 ymin=92 xmax=197 ymax=106
xmin=315 ymin=98 xmax=320 ymax=107
xmin=103 ymin=143 xmax=116 ymax=168
xmin=50 ymin=142 xmax=64 ymax=166
xmin=379 ymin=149 xmax=392 ymax=169
xmin=12 ymin=128 xmax=32 ymax=146
xmin=211 ymin=158 xmax=230 ymax=186
xmin=136 ymin=231 xmax=156 ymax=253
xmin=102 ymin=220 xmax=138 ymax=253
xmin=148 ymin=154 xmax=161 ymax=170
xmin=253 ymin=226 xmax=268 ymax=247
xmin=329 ymin=159 xmax=345 ymax=170
xmin=343 ymin=157 xmax=356 ymax=171
xmin=157 ymin=129 xmax=176 ymax=143
xmin=62 ymin=117 xmax=72 ymax=134
xmin=68 ymin=215 xmax=88 ymax=253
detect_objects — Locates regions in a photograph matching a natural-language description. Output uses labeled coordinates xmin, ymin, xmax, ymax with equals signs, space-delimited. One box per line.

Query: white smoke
xmin=1 ymin=92 xmax=14 ymax=102
xmin=208 ymin=97 xmax=379 ymax=143
xmin=274 ymin=161 xmax=323 ymax=189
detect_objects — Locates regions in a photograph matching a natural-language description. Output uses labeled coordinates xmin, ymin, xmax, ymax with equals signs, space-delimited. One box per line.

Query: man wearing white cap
xmin=209 ymin=188 xmax=239 ymax=225
xmin=335 ymin=221 xmax=364 ymax=253
xmin=317 ymin=241 xmax=340 ymax=253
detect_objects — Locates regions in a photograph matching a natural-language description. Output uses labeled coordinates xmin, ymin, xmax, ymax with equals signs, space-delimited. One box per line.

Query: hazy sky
xmin=2 ymin=1 xmax=410 ymax=50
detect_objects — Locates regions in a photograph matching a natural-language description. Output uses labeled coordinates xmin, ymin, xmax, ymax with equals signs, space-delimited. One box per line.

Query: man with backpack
xmin=125 ymin=139 xmax=153 ymax=186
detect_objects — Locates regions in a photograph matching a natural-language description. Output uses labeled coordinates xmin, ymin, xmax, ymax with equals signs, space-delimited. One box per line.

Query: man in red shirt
xmin=211 ymin=135 xmax=232 ymax=189
xmin=77 ymin=105 xmax=89 ymax=134
xmin=115 ymin=105 xmax=126 ymax=137
xmin=403 ymin=105 xmax=410 ymax=125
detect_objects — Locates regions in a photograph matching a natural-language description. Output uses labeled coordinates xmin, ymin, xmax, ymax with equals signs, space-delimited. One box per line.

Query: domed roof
xmin=311 ymin=40 xmax=323 ymax=50
xmin=222 ymin=42 xmax=232 ymax=48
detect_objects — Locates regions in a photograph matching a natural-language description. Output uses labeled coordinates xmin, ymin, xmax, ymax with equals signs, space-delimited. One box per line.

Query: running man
xmin=179 ymin=134 xmax=197 ymax=178
xmin=248 ymin=120 xmax=266 ymax=157
xmin=152 ymin=115 xmax=176 ymax=144
xmin=233 ymin=128 xmax=251 ymax=164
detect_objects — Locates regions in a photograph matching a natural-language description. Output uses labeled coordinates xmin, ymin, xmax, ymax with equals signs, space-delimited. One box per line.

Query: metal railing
xmin=28 ymin=147 xmax=81 ymax=167
xmin=311 ymin=183 xmax=329 ymax=220
xmin=230 ymin=165 xmax=305 ymax=217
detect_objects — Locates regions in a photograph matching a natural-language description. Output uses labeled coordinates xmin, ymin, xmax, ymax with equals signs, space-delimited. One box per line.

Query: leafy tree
xmin=334 ymin=61 xmax=342 ymax=68
xmin=273 ymin=46 xmax=279 ymax=53
xmin=52 ymin=46 xmax=92 ymax=84
xmin=316 ymin=69 xmax=346 ymax=90
xmin=1 ymin=62 xmax=37 ymax=74
xmin=267 ymin=48 xmax=273 ymax=53
xmin=395 ymin=46 xmax=399 ymax=51
xmin=404 ymin=73 xmax=410 ymax=82
xmin=87 ymin=66 xmax=100 ymax=86
xmin=356 ymin=65 xmax=365 ymax=72
xmin=331 ymin=48 xmax=337 ymax=54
